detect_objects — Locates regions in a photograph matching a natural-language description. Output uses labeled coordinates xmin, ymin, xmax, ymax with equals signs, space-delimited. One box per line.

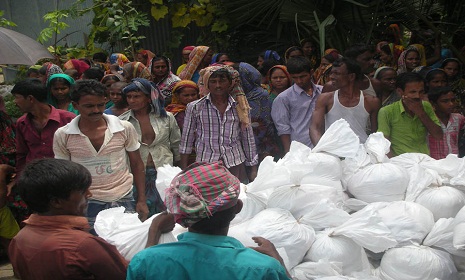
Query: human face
xmin=202 ymin=49 xmax=214 ymax=65
xmin=330 ymin=64 xmax=352 ymax=89
xmin=73 ymin=95 xmax=106 ymax=122
xmin=356 ymin=51 xmax=375 ymax=74
xmin=218 ymin=54 xmax=230 ymax=63
xmin=270 ymin=68 xmax=289 ymax=92
xmin=13 ymin=93 xmax=32 ymax=113
xmin=433 ymin=91 xmax=456 ymax=116
xmin=136 ymin=53 xmax=147 ymax=65
xmin=302 ymin=42 xmax=314 ymax=57
xmin=208 ymin=74 xmax=232 ymax=97
xmin=59 ymin=188 xmax=92 ymax=216
xmin=257 ymin=56 xmax=264 ymax=67
xmin=109 ymin=84 xmax=124 ymax=105
xmin=379 ymin=69 xmax=397 ymax=92
xmin=151 ymin=60 xmax=169 ymax=78
xmin=319 ymin=58 xmax=331 ymax=71
xmin=427 ymin=73 xmax=447 ymax=89
xmin=443 ymin=61 xmax=459 ymax=78
xmin=399 ymin=81 xmax=424 ymax=101
xmin=125 ymin=90 xmax=151 ymax=112
xmin=177 ymin=87 xmax=199 ymax=105
xmin=288 ymin=50 xmax=304 ymax=59
xmin=290 ymin=71 xmax=313 ymax=91
xmin=182 ymin=50 xmax=191 ymax=63
xmin=405 ymin=51 xmax=420 ymax=71
xmin=379 ymin=50 xmax=392 ymax=64
xmin=51 ymin=81 xmax=70 ymax=101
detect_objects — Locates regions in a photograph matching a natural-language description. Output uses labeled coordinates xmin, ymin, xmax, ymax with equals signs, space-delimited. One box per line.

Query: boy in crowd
xmin=427 ymin=86 xmax=465 ymax=159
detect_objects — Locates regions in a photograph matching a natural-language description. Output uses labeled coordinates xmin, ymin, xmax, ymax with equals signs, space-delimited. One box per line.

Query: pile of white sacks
xmin=95 ymin=119 xmax=465 ymax=280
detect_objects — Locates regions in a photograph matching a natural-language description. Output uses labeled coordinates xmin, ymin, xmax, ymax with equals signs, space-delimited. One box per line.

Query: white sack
xmin=390 ymin=152 xmax=435 ymax=171
xmin=341 ymin=144 xmax=371 ymax=189
xmin=228 ymin=208 xmax=315 ymax=269
xmin=94 ymin=207 xmax=176 ymax=260
xmin=356 ymin=201 xmax=434 ymax=246
xmin=291 ymin=259 xmax=342 ymax=280
xmin=312 ymin=119 xmax=360 ymax=158
xmin=247 ymin=156 xmax=291 ymax=193
xmin=230 ymin=183 xmax=267 ymax=225
xmin=155 ymin=164 xmax=182 ymax=197
xmin=267 ymin=184 xmax=342 ymax=219
xmin=423 ymin=218 xmax=465 ymax=257
xmin=299 ymin=199 xmax=351 ymax=231
xmin=415 ymin=186 xmax=465 ymax=221
xmin=378 ymin=245 xmax=457 ymax=280
xmin=453 ymin=223 xmax=465 ymax=251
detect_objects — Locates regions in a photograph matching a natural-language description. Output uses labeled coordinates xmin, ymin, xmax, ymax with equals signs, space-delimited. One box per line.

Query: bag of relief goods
xmin=346 ymin=133 xmax=409 ymax=203
xmin=230 ymin=183 xmax=267 ymax=225
xmin=299 ymin=199 xmax=351 ymax=231
xmin=291 ymin=259 xmax=342 ymax=279
xmin=94 ymin=207 xmax=176 ymax=260
xmin=228 ymin=208 xmax=315 ymax=269
xmin=315 ymin=273 xmax=381 ymax=280
xmin=415 ymin=185 xmax=465 ymax=221
xmin=304 ymin=208 xmax=397 ymax=275
xmin=390 ymin=152 xmax=435 ymax=171
xmin=301 ymin=119 xmax=360 ymax=188
xmin=423 ymin=218 xmax=465 ymax=257
xmin=246 ymin=155 xmax=291 ymax=193
xmin=341 ymin=144 xmax=371 ymax=189
xmin=355 ymin=201 xmax=434 ymax=246
xmin=155 ymin=164 xmax=182 ymax=196
xmin=378 ymin=245 xmax=457 ymax=280
xmin=450 ymin=158 xmax=465 ymax=189
xmin=454 ymin=207 xmax=465 ymax=251
xmin=420 ymin=154 xmax=463 ymax=181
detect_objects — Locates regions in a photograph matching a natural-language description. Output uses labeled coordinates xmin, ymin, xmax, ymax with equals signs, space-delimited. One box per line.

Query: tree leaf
xmin=151 ymin=5 xmax=169 ymax=21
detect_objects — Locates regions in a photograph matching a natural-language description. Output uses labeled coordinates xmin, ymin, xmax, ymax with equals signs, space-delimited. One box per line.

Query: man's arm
xmin=127 ymin=150 xmax=149 ymax=222
xmin=366 ymin=95 xmax=381 ymax=133
xmin=14 ymin=124 xmax=28 ymax=175
xmin=271 ymin=95 xmax=291 ymax=153
xmin=145 ymin=212 xmax=175 ymax=247
xmin=167 ymin=113 xmax=181 ymax=166
xmin=279 ymin=135 xmax=291 ymax=155
xmin=377 ymin=107 xmax=394 ymax=157
xmin=0 ymin=165 xmax=14 ymax=209
xmin=179 ymin=104 xmax=197 ymax=170
xmin=250 ymin=237 xmax=291 ymax=279
xmin=309 ymin=93 xmax=329 ymax=146
xmin=403 ymin=98 xmax=443 ymax=140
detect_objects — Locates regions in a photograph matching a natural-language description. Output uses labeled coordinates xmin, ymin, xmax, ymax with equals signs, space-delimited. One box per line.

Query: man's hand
xmin=402 ymin=96 xmax=425 ymax=116
xmin=146 ymin=212 xmax=175 ymax=247
xmin=250 ymin=237 xmax=291 ymax=278
xmin=136 ymin=201 xmax=149 ymax=222
xmin=0 ymin=165 xmax=15 ymax=208
xmin=248 ymin=165 xmax=258 ymax=182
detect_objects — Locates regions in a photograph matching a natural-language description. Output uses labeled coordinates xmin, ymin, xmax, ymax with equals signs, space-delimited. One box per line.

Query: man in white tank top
xmin=310 ymin=58 xmax=381 ymax=145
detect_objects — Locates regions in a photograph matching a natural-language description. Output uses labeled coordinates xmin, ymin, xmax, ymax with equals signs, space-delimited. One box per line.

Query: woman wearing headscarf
xmin=376 ymin=42 xmax=404 ymax=70
xmin=38 ymin=63 xmax=63 ymax=84
xmin=266 ymin=65 xmax=291 ymax=101
xmin=119 ymin=78 xmax=181 ymax=216
xmin=166 ymin=80 xmax=200 ymax=131
xmin=123 ymin=62 xmax=152 ymax=82
xmin=313 ymin=50 xmax=340 ymax=86
xmin=236 ymin=63 xmax=280 ymax=160
xmin=46 ymin=73 xmax=78 ymax=114
xmin=397 ymin=45 xmax=426 ymax=74
xmin=150 ymin=56 xmax=181 ymax=105
xmin=178 ymin=46 xmax=213 ymax=83
xmin=176 ymin=46 xmax=195 ymax=75
xmin=63 ymin=59 xmax=90 ymax=78
xmin=136 ymin=50 xmax=156 ymax=71
xmin=108 ymin=53 xmax=130 ymax=75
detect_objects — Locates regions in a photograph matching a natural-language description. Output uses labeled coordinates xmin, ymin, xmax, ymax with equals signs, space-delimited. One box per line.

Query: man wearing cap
xmin=127 ymin=161 xmax=290 ymax=280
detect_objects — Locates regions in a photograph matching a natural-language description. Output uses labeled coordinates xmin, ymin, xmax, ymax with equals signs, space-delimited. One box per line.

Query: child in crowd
xmin=46 ymin=73 xmax=78 ymax=114
xmin=427 ymin=86 xmax=465 ymax=159
xmin=103 ymin=81 xmax=129 ymax=116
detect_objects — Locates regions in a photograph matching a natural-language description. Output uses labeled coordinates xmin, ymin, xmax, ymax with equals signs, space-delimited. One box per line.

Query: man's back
xmin=127 ymin=232 xmax=289 ymax=280
xmin=9 ymin=214 xmax=127 ymax=280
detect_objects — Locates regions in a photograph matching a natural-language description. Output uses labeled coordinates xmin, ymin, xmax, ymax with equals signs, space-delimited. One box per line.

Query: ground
xmin=0 ymin=260 xmax=14 ymax=279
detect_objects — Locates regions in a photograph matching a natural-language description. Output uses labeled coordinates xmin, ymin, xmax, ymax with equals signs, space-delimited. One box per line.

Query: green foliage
xmin=38 ymin=10 xmax=70 ymax=44
xmin=0 ymin=10 xmax=16 ymax=27
xmin=90 ymin=0 xmax=150 ymax=58
xmin=4 ymin=95 xmax=22 ymax=119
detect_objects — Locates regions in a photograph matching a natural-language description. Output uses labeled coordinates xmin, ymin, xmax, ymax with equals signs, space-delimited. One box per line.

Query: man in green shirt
xmin=378 ymin=72 xmax=443 ymax=157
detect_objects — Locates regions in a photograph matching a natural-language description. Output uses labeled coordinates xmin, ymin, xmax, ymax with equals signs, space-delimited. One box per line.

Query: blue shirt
xmin=127 ymin=232 xmax=289 ymax=280
xmin=271 ymin=83 xmax=322 ymax=148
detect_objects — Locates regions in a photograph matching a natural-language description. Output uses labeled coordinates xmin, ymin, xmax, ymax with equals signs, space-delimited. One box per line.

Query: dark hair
xmin=428 ymin=86 xmax=453 ymax=103
xmin=11 ymin=78 xmax=48 ymax=102
xmin=209 ymin=69 xmax=232 ymax=82
xmin=26 ymin=68 xmax=40 ymax=78
xmin=344 ymin=44 xmax=374 ymax=60
xmin=101 ymin=74 xmax=123 ymax=84
xmin=38 ymin=65 xmax=47 ymax=76
xmin=82 ymin=67 xmax=105 ymax=81
xmin=425 ymin=69 xmax=447 ymax=83
xmin=404 ymin=49 xmax=420 ymax=61
xmin=375 ymin=67 xmax=396 ymax=80
xmin=258 ymin=59 xmax=279 ymax=76
xmin=18 ymin=158 xmax=92 ymax=213
xmin=286 ymin=57 xmax=312 ymax=74
xmin=211 ymin=53 xmax=226 ymax=64
xmin=70 ymin=79 xmax=106 ymax=102
xmin=323 ymin=52 xmax=339 ymax=64
xmin=48 ymin=77 xmax=72 ymax=90
xmin=190 ymin=205 xmax=237 ymax=233
xmin=332 ymin=57 xmax=363 ymax=80
xmin=110 ymin=81 xmax=129 ymax=90
xmin=150 ymin=56 xmax=170 ymax=75
xmin=379 ymin=43 xmax=392 ymax=56
xmin=285 ymin=46 xmax=304 ymax=59
xmin=396 ymin=72 xmax=424 ymax=90
xmin=93 ymin=52 xmax=108 ymax=63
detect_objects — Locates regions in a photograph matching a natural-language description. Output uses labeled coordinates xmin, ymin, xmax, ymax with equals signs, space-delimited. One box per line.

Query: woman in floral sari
xmin=151 ymin=56 xmax=181 ymax=105
xmin=178 ymin=46 xmax=213 ymax=83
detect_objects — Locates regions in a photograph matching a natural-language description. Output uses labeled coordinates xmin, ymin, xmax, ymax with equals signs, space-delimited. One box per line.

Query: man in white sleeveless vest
xmin=310 ymin=57 xmax=381 ymax=145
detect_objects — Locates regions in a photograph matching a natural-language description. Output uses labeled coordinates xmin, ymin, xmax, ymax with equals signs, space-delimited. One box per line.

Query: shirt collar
xmin=293 ymin=83 xmax=321 ymax=97
xmin=21 ymin=105 xmax=60 ymax=124
xmin=24 ymin=214 xmax=90 ymax=231
xmin=64 ymin=114 xmax=125 ymax=134
xmin=178 ymin=232 xmax=244 ymax=249
xmin=205 ymin=93 xmax=236 ymax=105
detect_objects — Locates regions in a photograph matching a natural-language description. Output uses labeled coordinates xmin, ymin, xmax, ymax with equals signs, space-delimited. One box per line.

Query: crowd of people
xmin=0 ymin=28 xmax=465 ymax=278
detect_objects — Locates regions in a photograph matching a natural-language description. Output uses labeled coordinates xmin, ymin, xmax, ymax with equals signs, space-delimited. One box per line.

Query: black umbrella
xmin=0 ymin=27 xmax=54 ymax=65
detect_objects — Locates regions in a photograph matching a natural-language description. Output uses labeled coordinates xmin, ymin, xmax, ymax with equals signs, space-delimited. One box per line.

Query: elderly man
xmin=127 ymin=161 xmax=290 ymax=280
